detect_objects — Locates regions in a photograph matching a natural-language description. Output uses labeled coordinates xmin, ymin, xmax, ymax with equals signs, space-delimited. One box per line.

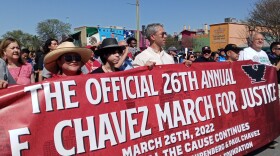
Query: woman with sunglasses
xmin=187 ymin=53 xmax=196 ymax=62
xmin=43 ymin=42 xmax=92 ymax=78
xmin=91 ymin=38 xmax=125 ymax=73
xmin=211 ymin=52 xmax=220 ymax=62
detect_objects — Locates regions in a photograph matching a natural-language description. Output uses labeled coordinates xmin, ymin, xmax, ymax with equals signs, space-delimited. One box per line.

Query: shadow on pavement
xmin=246 ymin=141 xmax=278 ymax=156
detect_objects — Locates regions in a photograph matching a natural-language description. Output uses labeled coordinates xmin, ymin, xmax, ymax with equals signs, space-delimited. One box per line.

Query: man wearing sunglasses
xmin=224 ymin=44 xmax=242 ymax=62
xmin=194 ymin=46 xmax=215 ymax=62
xmin=268 ymin=42 xmax=280 ymax=84
xmin=133 ymin=23 xmax=174 ymax=68
xmin=268 ymin=42 xmax=280 ymax=69
xmin=266 ymin=41 xmax=280 ymax=149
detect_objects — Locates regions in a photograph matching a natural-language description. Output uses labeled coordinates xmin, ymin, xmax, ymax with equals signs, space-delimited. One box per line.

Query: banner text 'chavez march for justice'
xmin=0 ymin=60 xmax=279 ymax=156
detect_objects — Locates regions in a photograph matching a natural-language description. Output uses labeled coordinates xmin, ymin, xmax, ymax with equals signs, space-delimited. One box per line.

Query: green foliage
xmin=193 ymin=36 xmax=210 ymax=52
xmin=37 ymin=19 xmax=71 ymax=42
xmin=164 ymin=34 xmax=181 ymax=50
xmin=1 ymin=19 xmax=72 ymax=51
xmin=1 ymin=30 xmax=40 ymax=51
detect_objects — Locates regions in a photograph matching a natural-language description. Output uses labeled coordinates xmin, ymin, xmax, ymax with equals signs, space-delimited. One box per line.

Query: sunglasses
xmin=161 ymin=32 xmax=167 ymax=37
xmin=156 ymin=32 xmax=167 ymax=38
xmin=203 ymin=51 xmax=211 ymax=54
xmin=227 ymin=49 xmax=240 ymax=54
xmin=64 ymin=54 xmax=82 ymax=62
xmin=274 ymin=48 xmax=280 ymax=50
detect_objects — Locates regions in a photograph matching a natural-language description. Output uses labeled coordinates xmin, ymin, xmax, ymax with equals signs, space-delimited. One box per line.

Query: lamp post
xmin=127 ymin=1 xmax=140 ymax=48
xmin=136 ymin=0 xmax=140 ymax=48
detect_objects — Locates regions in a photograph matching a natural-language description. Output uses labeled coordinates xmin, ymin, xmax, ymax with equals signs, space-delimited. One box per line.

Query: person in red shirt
xmin=85 ymin=43 xmax=101 ymax=73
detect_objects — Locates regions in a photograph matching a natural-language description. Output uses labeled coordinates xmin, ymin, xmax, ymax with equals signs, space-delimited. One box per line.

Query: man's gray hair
xmin=247 ymin=32 xmax=264 ymax=46
xmin=145 ymin=23 xmax=164 ymax=40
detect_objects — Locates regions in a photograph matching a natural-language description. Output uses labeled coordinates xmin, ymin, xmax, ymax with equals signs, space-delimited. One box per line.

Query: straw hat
xmin=44 ymin=41 xmax=92 ymax=74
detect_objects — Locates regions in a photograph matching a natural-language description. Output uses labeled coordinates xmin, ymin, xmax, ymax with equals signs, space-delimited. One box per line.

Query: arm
xmin=182 ymin=59 xmax=192 ymax=67
xmin=30 ymin=72 xmax=35 ymax=83
xmin=275 ymin=61 xmax=280 ymax=71
xmin=38 ymin=70 xmax=43 ymax=82
xmin=115 ymin=47 xmax=129 ymax=68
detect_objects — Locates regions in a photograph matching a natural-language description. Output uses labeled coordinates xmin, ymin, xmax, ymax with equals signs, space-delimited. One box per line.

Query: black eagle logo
xmin=241 ymin=64 xmax=266 ymax=83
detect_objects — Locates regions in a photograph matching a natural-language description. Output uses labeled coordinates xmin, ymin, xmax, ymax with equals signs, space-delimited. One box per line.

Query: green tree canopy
xmin=1 ymin=30 xmax=38 ymax=50
xmin=37 ymin=19 xmax=71 ymax=42
xmin=164 ymin=34 xmax=181 ymax=50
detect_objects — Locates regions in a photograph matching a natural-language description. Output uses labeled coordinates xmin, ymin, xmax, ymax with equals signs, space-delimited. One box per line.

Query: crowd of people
xmin=0 ymin=23 xmax=280 ymax=150
xmin=0 ymin=23 xmax=280 ymax=93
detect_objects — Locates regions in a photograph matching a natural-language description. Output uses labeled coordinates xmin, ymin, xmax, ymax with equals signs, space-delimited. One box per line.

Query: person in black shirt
xmin=194 ymin=46 xmax=215 ymax=62
xmin=268 ymin=42 xmax=280 ymax=83
xmin=38 ymin=38 xmax=58 ymax=81
xmin=266 ymin=41 xmax=280 ymax=148
xmin=91 ymin=38 xmax=125 ymax=74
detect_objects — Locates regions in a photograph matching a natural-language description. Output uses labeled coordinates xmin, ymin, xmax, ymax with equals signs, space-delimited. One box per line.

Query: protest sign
xmin=0 ymin=60 xmax=279 ymax=156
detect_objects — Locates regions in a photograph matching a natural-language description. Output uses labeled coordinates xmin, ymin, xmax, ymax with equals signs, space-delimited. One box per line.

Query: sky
xmin=0 ymin=0 xmax=259 ymax=37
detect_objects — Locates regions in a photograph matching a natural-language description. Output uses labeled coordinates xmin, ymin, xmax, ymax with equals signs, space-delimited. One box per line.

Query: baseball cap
xmin=202 ymin=46 xmax=211 ymax=53
xmin=224 ymin=44 xmax=243 ymax=53
xmin=168 ymin=46 xmax=178 ymax=51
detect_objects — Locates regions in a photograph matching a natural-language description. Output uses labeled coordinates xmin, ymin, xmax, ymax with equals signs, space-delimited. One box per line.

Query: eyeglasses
xmin=64 ymin=54 xmax=82 ymax=62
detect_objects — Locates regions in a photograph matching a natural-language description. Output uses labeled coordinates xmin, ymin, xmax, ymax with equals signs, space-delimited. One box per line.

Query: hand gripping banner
xmin=0 ymin=60 xmax=279 ymax=156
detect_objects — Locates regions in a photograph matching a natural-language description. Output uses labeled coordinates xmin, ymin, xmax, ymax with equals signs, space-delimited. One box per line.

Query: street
xmin=247 ymin=136 xmax=280 ymax=156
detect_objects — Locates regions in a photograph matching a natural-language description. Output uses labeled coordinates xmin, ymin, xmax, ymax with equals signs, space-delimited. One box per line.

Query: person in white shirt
xmin=238 ymin=32 xmax=271 ymax=65
xmin=133 ymin=23 xmax=175 ymax=68
xmin=240 ymin=33 xmax=278 ymax=148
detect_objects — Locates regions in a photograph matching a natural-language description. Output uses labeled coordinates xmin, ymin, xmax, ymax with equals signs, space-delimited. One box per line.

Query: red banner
xmin=0 ymin=60 xmax=280 ymax=156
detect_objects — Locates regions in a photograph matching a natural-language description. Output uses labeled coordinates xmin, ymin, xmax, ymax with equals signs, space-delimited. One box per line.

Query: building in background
xmin=210 ymin=18 xmax=270 ymax=52
xmin=72 ymin=26 xmax=147 ymax=48
xmin=178 ymin=24 xmax=210 ymax=53
xmin=176 ymin=18 xmax=271 ymax=53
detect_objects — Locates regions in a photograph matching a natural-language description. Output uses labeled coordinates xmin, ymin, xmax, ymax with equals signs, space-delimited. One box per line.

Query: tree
xmin=164 ymin=34 xmax=181 ymax=50
xmin=247 ymin=0 xmax=280 ymax=42
xmin=29 ymin=35 xmax=43 ymax=51
xmin=181 ymin=36 xmax=195 ymax=50
xmin=37 ymin=19 xmax=71 ymax=42
xmin=2 ymin=30 xmax=38 ymax=50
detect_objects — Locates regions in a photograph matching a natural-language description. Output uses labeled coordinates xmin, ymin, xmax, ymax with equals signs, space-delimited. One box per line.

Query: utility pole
xmin=136 ymin=0 xmax=140 ymax=48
